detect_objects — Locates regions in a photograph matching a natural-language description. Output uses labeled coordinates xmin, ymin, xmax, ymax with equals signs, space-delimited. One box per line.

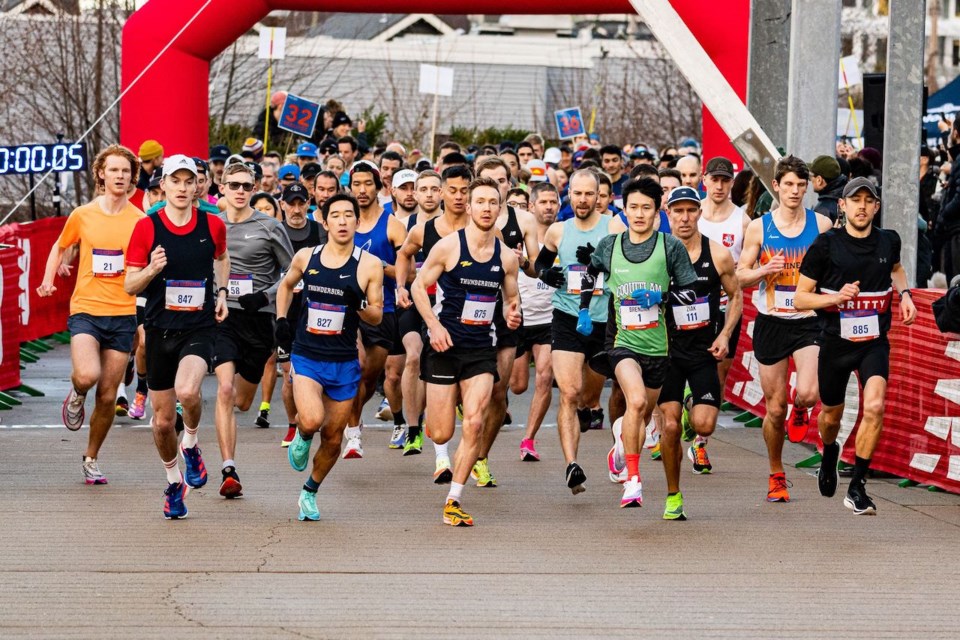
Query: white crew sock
xmin=163 ymin=458 xmax=181 ymax=484
xmin=222 ymin=459 xmax=235 ymax=470
xmin=447 ymin=482 xmax=464 ymax=503
xmin=116 ymin=381 xmax=126 ymax=402
xmin=344 ymin=426 xmax=361 ymax=440
xmin=433 ymin=441 xmax=449 ymax=458
xmin=181 ymin=423 xmax=199 ymax=449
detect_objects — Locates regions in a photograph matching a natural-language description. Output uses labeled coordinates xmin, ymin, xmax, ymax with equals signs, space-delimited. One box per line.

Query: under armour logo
xmin=879 ymin=258 xmax=888 ymax=263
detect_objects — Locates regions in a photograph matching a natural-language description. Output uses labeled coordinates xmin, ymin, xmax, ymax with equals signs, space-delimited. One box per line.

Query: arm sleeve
xmin=208 ymin=215 xmax=228 ymax=259
xmin=125 ymin=218 xmax=154 ymax=268
xmin=534 ymin=246 xmax=558 ymax=273
xmin=798 ymin=234 xmax=829 ymax=282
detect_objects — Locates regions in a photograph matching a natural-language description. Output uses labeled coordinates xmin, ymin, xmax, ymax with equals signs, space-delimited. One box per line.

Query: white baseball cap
xmin=526 ymin=159 xmax=548 ymax=182
xmin=162 ymin=154 xmax=198 ymax=177
xmin=543 ymin=147 xmax=561 ymax=165
xmin=392 ymin=169 xmax=417 ymax=188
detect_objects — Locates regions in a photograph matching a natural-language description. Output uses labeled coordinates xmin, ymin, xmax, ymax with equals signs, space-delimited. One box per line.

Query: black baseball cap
xmin=301 ymin=162 xmax=322 ymax=180
xmin=705 ymin=157 xmax=735 ymax=178
xmin=209 ymin=145 xmax=230 ymax=162
xmin=148 ymin=167 xmax=162 ymax=189
xmin=192 ymin=158 xmax=209 ymax=174
xmin=841 ymin=176 xmax=880 ymax=199
xmin=282 ymin=183 xmax=309 ymax=203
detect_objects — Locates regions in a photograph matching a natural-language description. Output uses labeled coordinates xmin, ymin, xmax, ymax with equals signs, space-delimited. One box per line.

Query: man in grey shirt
xmin=213 ymin=162 xmax=294 ymax=499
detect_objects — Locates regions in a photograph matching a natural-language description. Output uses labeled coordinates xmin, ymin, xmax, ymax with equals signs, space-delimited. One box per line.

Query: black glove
xmin=274 ymin=317 xmax=293 ymax=355
xmin=575 ymin=242 xmax=595 ymax=266
xmin=238 ymin=291 xmax=269 ymax=312
xmin=538 ymin=266 xmax=565 ymax=289
xmin=342 ymin=285 xmax=363 ymax=312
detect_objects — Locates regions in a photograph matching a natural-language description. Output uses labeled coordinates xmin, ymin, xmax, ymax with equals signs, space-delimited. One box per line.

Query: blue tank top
xmin=434 ymin=230 xmax=504 ymax=349
xmin=294 ymin=244 xmax=365 ymax=362
xmin=354 ymin=210 xmax=396 ymax=313
xmin=757 ymin=208 xmax=819 ymax=319
xmin=553 ymin=217 xmax=610 ymax=321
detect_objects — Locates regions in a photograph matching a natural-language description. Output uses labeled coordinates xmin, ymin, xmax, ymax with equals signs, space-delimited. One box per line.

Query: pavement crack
xmin=162 ymin=573 xmax=206 ymax=627
xmin=257 ymin=523 xmax=283 ymax=573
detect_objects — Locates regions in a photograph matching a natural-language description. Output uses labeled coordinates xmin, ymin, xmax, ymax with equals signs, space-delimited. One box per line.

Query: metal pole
xmin=747 ymin=0 xmax=791 ymax=149
xmin=28 ymin=173 xmax=36 ymax=221
xmin=786 ymin=0 xmax=841 ymax=207
xmin=53 ymin=133 xmax=63 ymax=217
xmin=882 ymin=0 xmax=925 ymax=286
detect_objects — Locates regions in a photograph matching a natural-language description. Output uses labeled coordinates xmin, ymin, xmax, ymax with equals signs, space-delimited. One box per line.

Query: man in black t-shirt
xmin=795 ymin=177 xmax=917 ymax=516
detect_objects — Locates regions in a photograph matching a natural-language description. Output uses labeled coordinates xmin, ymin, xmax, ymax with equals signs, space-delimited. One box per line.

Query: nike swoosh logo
xmin=199 ymin=239 xmax=208 ymax=243
xmin=244 ymin=234 xmax=256 ymax=239
xmin=339 ymin=275 xmax=350 ymax=279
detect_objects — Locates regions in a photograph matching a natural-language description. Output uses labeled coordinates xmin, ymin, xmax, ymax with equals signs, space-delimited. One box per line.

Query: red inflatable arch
xmin=120 ymin=0 xmax=749 ymax=158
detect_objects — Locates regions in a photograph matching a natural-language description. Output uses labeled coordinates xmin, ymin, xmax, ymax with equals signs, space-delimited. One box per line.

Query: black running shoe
xmin=577 ymin=408 xmax=592 ymax=433
xmin=818 ymin=442 xmax=840 ymax=498
xmin=124 ymin=357 xmax=135 ymax=386
xmin=565 ymin=462 xmax=586 ymax=495
xmin=843 ymin=481 xmax=876 ymax=515
xmin=255 ymin=409 xmax=270 ymax=428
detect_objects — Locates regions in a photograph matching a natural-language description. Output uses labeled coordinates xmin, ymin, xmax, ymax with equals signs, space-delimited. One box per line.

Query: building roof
xmin=307 ymin=13 xmax=467 ymax=41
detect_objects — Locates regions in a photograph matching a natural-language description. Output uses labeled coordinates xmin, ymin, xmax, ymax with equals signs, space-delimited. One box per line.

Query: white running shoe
xmin=620 ymin=475 xmax=643 ymax=508
xmin=375 ymin=398 xmax=393 ymax=422
xmin=643 ymin=417 xmax=659 ymax=449
xmin=342 ymin=426 xmax=363 ymax=459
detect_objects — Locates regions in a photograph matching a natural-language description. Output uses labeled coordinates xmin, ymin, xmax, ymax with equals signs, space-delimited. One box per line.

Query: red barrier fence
xmin=725 ymin=288 xmax=960 ymax=494
xmin=0 ymin=245 xmax=22 ymax=390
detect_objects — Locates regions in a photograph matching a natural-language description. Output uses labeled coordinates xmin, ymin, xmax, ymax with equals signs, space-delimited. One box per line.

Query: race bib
xmin=92 ymin=249 xmax=124 ymax=277
xmin=461 ymin=293 xmax=497 ymax=326
xmin=840 ymin=310 xmax=879 ymax=342
xmin=672 ymin=297 xmax=710 ymax=330
xmin=566 ymin=266 xmax=604 ymax=295
xmin=774 ymin=285 xmax=796 ymax=313
xmin=228 ymin=274 xmax=254 ymax=300
xmin=165 ymin=279 xmax=205 ymax=311
xmin=306 ymin=302 xmax=346 ymax=335
xmin=620 ymin=299 xmax=659 ymax=330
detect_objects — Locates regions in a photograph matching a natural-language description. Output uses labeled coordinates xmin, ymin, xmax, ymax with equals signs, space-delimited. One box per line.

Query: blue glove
xmin=576 ymin=308 xmax=593 ymax=336
xmin=630 ymin=288 xmax=662 ymax=310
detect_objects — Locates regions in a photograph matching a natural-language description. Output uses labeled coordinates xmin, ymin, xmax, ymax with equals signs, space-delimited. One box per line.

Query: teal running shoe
xmin=298 ymin=489 xmax=319 ymax=521
xmin=288 ymin=429 xmax=311 ymax=472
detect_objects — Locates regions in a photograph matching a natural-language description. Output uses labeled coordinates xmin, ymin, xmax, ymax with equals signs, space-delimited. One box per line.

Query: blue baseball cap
xmin=666 ymin=186 xmax=702 ymax=207
xmin=296 ymin=142 xmax=318 ymax=158
xmin=279 ymin=164 xmax=300 ymax=180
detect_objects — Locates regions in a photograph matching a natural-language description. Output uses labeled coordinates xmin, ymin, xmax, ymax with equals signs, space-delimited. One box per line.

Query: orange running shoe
xmin=767 ymin=472 xmax=791 ymax=502
xmin=786 ymin=403 xmax=810 ymax=443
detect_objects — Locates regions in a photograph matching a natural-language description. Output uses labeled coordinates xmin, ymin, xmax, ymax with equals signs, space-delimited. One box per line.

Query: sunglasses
xmin=506 ymin=200 xmax=526 ymax=209
xmin=226 ymin=181 xmax=255 ymax=192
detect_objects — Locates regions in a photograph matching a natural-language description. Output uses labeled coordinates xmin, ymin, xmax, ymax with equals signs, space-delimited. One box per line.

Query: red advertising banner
xmin=725 ymin=288 xmax=960 ymax=494
xmin=0 ymin=245 xmax=22 ymax=390
xmin=16 ymin=217 xmax=74 ymax=342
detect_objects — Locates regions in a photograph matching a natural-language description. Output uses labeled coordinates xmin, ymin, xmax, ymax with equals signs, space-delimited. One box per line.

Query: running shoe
xmin=644 ymin=418 xmax=660 ymax=449
xmin=767 ymin=472 xmax=791 ymax=502
xmin=818 ymin=442 xmax=841 ymax=498
xmin=433 ymin=456 xmax=453 ymax=484
xmin=663 ymin=492 xmax=687 ymax=521
xmin=281 ymin=425 xmax=297 ymax=448
xmin=471 ymin=458 xmax=497 ymax=487
xmin=620 ymin=475 xmax=643 ymax=508
xmin=163 ymin=481 xmax=188 ymax=519
xmin=577 ymin=407 xmax=592 ymax=433
xmin=255 ymin=409 xmax=270 ymax=429
xmin=288 ymin=429 xmax=310 ymax=472
xmin=115 ymin=395 xmax=129 ymax=417
xmin=650 ymin=441 xmax=662 ymax=461
xmin=181 ymin=444 xmax=208 ymax=488
xmin=342 ymin=428 xmax=363 ymax=459
xmin=787 ymin=403 xmax=810 ymax=443
xmin=403 ymin=430 xmax=423 ymax=456
xmin=680 ymin=392 xmax=695 ymax=442
xmin=124 ymin=357 xmax=135 ymax=386
xmin=502 ymin=410 xmax=512 ymax=426
xmin=687 ymin=442 xmax=712 ymax=474
xmin=219 ymin=466 xmax=243 ymax=498
xmin=62 ymin=387 xmax=85 ymax=431
xmin=565 ymin=462 xmax=586 ymax=495
xmin=81 ymin=457 xmax=108 ymax=485
xmin=389 ymin=424 xmax=406 ymax=449
xmin=608 ymin=418 xmax=626 ymax=482
xmin=590 ymin=408 xmax=605 ymax=430
xmin=844 ymin=481 xmax=877 ymax=515
xmin=375 ymin=397 xmax=393 ymax=422
xmin=298 ymin=489 xmax=320 ymax=521
xmin=129 ymin=391 xmax=147 ymax=420
xmin=443 ymin=499 xmax=473 ymax=527
xmin=520 ymin=438 xmax=540 ymax=462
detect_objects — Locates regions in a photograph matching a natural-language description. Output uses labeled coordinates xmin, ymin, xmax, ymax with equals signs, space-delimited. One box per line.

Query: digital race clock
xmin=0 ymin=142 xmax=88 ymax=175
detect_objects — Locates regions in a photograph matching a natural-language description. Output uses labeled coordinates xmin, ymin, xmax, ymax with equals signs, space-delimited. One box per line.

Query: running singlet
xmin=698 ymin=205 xmax=745 ymax=264
xmin=141 ymin=210 xmax=217 ymax=330
xmin=282 ymin=219 xmax=323 ymax=323
xmin=517 ymin=242 xmax=554 ymax=326
xmin=607 ymin=233 xmax=671 ymax=357
xmin=756 ymin=209 xmax=819 ymax=320
xmin=293 ymin=244 xmax=365 ymax=362
xmin=433 ymin=230 xmax=504 ymax=349
xmin=668 ymin=236 xmax=722 ymax=362
xmin=799 ymin=227 xmax=901 ymax=342
xmin=354 ymin=210 xmax=396 ymax=313
xmin=553 ymin=217 xmax=610 ymax=322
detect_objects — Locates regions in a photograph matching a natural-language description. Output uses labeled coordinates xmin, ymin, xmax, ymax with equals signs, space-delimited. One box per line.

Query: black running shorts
xmin=817 ymin=336 xmax=890 ymax=407
xmin=420 ymin=344 xmax=498 ymax=385
xmin=752 ymin=314 xmax=820 ymax=366
xmin=145 ymin=326 xmax=216 ymax=391
xmin=607 ymin=348 xmax=670 ymax=390
xmin=659 ymin=357 xmax=721 ymax=408
xmin=214 ymin=310 xmax=275 ymax=384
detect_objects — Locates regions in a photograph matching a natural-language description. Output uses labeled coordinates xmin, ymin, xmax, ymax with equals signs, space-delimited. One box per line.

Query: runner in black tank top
xmin=657 ymin=187 xmax=742 ymax=520
xmin=274 ymin=192 xmax=385 ymax=522
xmin=795 ymin=177 xmax=916 ymax=515
xmin=410 ymin=176 xmax=522 ymax=527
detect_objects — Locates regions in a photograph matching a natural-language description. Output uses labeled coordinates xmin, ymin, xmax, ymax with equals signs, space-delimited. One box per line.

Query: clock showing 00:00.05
xmin=0 ymin=143 xmax=88 ymax=176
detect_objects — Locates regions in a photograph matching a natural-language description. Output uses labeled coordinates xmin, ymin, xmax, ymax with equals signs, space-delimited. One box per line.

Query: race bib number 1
xmin=165 ymin=279 xmax=206 ymax=311
xmin=620 ymin=299 xmax=659 ymax=330
xmin=461 ymin=293 xmax=497 ymax=326
xmin=840 ymin=310 xmax=879 ymax=342
xmin=566 ymin=266 xmax=604 ymax=295
xmin=92 ymin=249 xmax=124 ymax=277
